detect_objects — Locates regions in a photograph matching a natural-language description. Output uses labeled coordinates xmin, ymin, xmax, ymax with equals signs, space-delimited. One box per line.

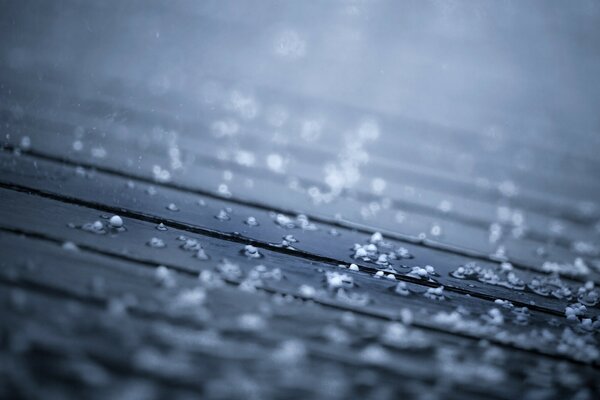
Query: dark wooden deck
xmin=1 ymin=1 xmax=599 ymax=399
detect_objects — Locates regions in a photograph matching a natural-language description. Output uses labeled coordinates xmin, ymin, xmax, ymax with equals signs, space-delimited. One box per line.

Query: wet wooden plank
xmin=0 ymin=244 xmax=533 ymax=400
xmin=2 ymin=97 xmax=597 ymax=246
xmin=1 ymin=233 xmax=599 ymax=399
xmin=1 ymin=152 xmax=597 ymax=312
xmin=2 ymin=129 xmax=595 ymax=281
xmin=1 ymin=2 xmax=599 ymax=399
xmin=1 ymin=184 xmax=599 ymax=366
xmin=3 ymin=81 xmax=600 ymax=226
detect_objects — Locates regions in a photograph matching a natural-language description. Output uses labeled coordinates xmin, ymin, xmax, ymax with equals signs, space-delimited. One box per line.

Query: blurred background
xmin=2 ymin=0 xmax=600 ymax=260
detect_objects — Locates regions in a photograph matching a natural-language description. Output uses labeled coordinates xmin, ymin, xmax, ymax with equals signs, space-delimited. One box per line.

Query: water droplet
xmin=109 ymin=215 xmax=123 ymax=228
xmin=237 ymin=313 xmax=266 ymax=331
xmin=360 ymin=344 xmax=389 ymax=364
xmin=91 ymin=146 xmax=106 ymax=158
xmin=195 ymin=248 xmax=210 ymax=261
xmin=394 ymin=281 xmax=410 ymax=296
xmin=335 ymin=288 xmax=369 ymax=306
xmin=283 ymin=234 xmax=298 ymax=243
xmin=155 ymin=265 xmax=176 ymax=288
xmin=272 ymin=340 xmax=306 ymax=364
xmin=81 ymin=220 xmax=106 ymax=234
xmin=156 ymin=223 xmax=168 ymax=231
xmin=147 ymin=237 xmax=166 ymax=248
xmin=578 ymin=285 xmax=599 ymax=306
xmin=166 ymin=203 xmax=179 ymax=212
xmin=438 ymin=200 xmax=453 ymax=213
xmin=370 ymin=232 xmax=383 ymax=243
xmin=298 ymin=284 xmax=316 ymax=298
xmin=217 ymin=259 xmax=242 ymax=279
xmin=328 ymin=228 xmax=340 ymax=236
xmin=215 ymin=209 xmax=231 ymax=221
xmin=180 ymin=238 xmax=202 ymax=252
xmin=72 ymin=140 xmax=83 ymax=151
xmin=371 ymin=178 xmax=386 ymax=194
xmin=173 ymin=288 xmax=206 ymax=308
xmin=245 ymin=216 xmax=259 ymax=227
xmin=395 ymin=247 xmax=413 ymax=259
xmin=242 ymin=244 xmax=262 ymax=259
xmin=376 ymin=253 xmax=389 ymax=267
xmin=152 ymin=165 xmax=171 ymax=183
xmin=62 ymin=241 xmax=79 ymax=251
xmin=407 ymin=266 xmax=435 ymax=279
xmin=565 ymin=303 xmax=587 ymax=320
xmin=511 ymin=307 xmax=530 ymax=325
xmin=266 ymin=153 xmax=286 ymax=173
xmin=20 ymin=136 xmax=31 ymax=150
xmin=482 ymin=308 xmax=504 ymax=325
xmin=424 ymin=286 xmax=445 ymax=301
xmin=325 ymin=271 xmax=354 ymax=290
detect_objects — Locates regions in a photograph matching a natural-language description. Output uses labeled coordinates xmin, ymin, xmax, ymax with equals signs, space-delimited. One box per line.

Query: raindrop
xmin=195 ymin=248 xmax=210 ymax=261
xmin=424 ymin=286 xmax=445 ymax=301
xmin=237 ymin=313 xmax=266 ymax=331
xmin=360 ymin=344 xmax=389 ymax=365
xmin=395 ymin=247 xmax=413 ymax=259
xmin=180 ymin=238 xmax=202 ymax=252
xmin=166 ymin=203 xmax=179 ymax=212
xmin=565 ymin=303 xmax=586 ymax=321
xmin=298 ymin=284 xmax=316 ymax=298
xmin=20 ymin=136 xmax=31 ymax=150
xmin=511 ymin=307 xmax=530 ymax=325
xmin=156 ymin=223 xmax=168 ymax=231
xmin=173 ymin=288 xmax=206 ymax=308
xmin=283 ymin=234 xmax=298 ymax=243
xmin=578 ymin=284 xmax=599 ymax=306
xmin=217 ymin=259 xmax=242 ymax=279
xmin=272 ymin=340 xmax=306 ymax=364
xmin=438 ymin=200 xmax=453 ymax=213
xmin=91 ymin=147 xmax=106 ymax=158
xmin=147 ymin=237 xmax=166 ymax=248
xmin=394 ymin=282 xmax=410 ymax=296
xmin=482 ymin=308 xmax=504 ymax=325
xmin=376 ymin=254 xmax=389 ymax=267
xmin=152 ymin=165 xmax=171 ymax=183
xmin=109 ymin=215 xmax=123 ymax=228
xmin=155 ymin=265 xmax=176 ymax=288
xmin=62 ymin=241 xmax=79 ymax=251
xmin=325 ymin=271 xmax=354 ymax=290
xmin=242 ymin=244 xmax=262 ymax=258
xmin=336 ymin=288 xmax=369 ymax=306
xmin=82 ymin=220 xmax=106 ymax=234
xmin=266 ymin=153 xmax=285 ymax=173
xmin=407 ymin=266 xmax=435 ymax=279
xmin=215 ymin=209 xmax=231 ymax=221
xmin=370 ymin=232 xmax=383 ymax=243
xmin=245 ymin=216 xmax=259 ymax=227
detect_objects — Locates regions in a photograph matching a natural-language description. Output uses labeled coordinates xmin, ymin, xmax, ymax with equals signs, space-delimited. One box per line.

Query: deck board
xmin=1 ymin=1 xmax=599 ymax=398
